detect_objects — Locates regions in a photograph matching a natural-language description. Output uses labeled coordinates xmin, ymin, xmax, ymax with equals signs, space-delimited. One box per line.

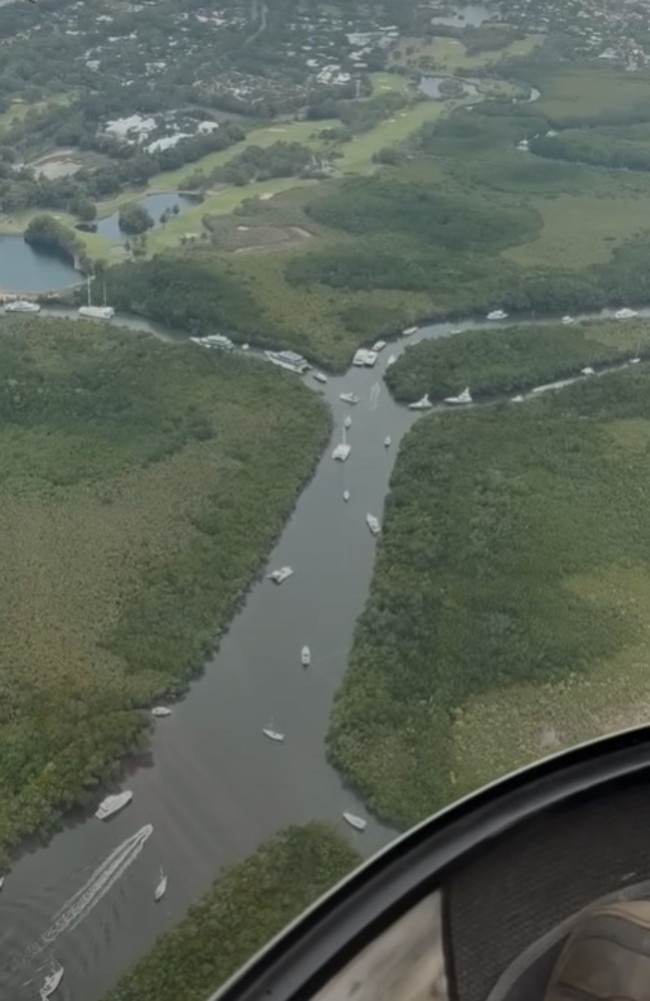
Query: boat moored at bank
xmin=95 ymin=791 xmax=133 ymax=820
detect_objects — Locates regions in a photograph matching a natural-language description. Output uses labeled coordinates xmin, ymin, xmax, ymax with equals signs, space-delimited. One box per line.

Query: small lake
xmin=0 ymin=236 xmax=80 ymax=293
xmin=96 ymin=192 xmax=193 ymax=239
xmin=419 ymin=75 xmax=481 ymax=98
xmin=431 ymin=3 xmax=495 ymax=27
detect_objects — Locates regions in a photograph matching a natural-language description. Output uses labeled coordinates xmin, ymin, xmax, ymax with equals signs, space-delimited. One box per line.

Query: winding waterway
xmin=0 ymin=303 xmax=647 ymax=1000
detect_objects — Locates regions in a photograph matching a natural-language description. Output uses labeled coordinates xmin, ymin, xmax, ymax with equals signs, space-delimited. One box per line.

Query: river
xmin=1 ymin=303 xmax=647 ymax=1000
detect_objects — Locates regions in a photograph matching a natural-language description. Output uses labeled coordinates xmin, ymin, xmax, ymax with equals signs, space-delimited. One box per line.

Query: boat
xmin=339 ymin=392 xmax=360 ymax=405
xmin=402 ymin=325 xmax=418 ymax=336
xmin=154 ymin=867 xmax=167 ymax=902
xmin=343 ymin=415 xmax=352 ymax=429
xmin=366 ymin=513 xmax=381 ymax=536
xmin=0 ymin=876 xmax=4 ymax=891
xmin=268 ymin=566 xmax=294 ymax=584
xmin=39 ymin=960 xmax=64 ymax=998
xmin=301 ymin=645 xmax=311 ymax=667
xmin=561 ymin=315 xmax=575 ymax=325
xmin=264 ymin=349 xmax=309 ymax=374
xmin=151 ymin=706 xmax=172 ymax=717
xmin=343 ymin=490 xmax=350 ymax=502
xmin=384 ymin=436 xmax=391 ymax=448
xmin=332 ymin=442 xmax=351 ymax=461
xmin=511 ymin=395 xmax=525 ymax=403
xmin=201 ymin=334 xmax=234 ymax=351
xmin=581 ymin=366 xmax=595 ymax=376
xmin=630 ymin=357 xmax=642 ymax=365
xmin=95 ymin=790 xmax=133 ymax=820
xmin=408 ymin=393 xmax=432 ymax=411
xmin=386 ymin=354 xmax=397 ymax=368
xmin=615 ymin=307 xmax=638 ymax=320
xmin=263 ymin=726 xmax=285 ymax=742
xmin=486 ymin=309 xmax=508 ymax=321
xmin=444 ymin=387 xmax=472 ymax=405
xmin=78 ymin=276 xmax=115 ymax=320
xmin=4 ymin=299 xmax=40 ymax=313
xmin=372 ymin=340 xmax=387 ymax=352
xmin=352 ymin=349 xmax=378 ymax=367
xmin=343 ymin=811 xmax=367 ymax=831
xmin=312 ymin=371 xmax=328 ymax=384
xmin=450 ymin=327 xmax=463 ymax=335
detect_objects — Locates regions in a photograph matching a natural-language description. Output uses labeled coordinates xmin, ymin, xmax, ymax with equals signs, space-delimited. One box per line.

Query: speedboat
xmin=343 ymin=490 xmax=350 ymax=502
xmin=372 ymin=340 xmax=387 ymax=352
xmin=614 ymin=307 xmax=637 ymax=320
xmin=343 ymin=415 xmax=352 ymax=429
xmin=78 ymin=305 xmax=115 ymax=320
xmin=263 ymin=727 xmax=285 ymax=742
xmin=384 ymin=436 xmax=391 ymax=448
xmin=4 ymin=299 xmax=41 ymax=313
xmin=301 ymin=645 xmax=311 ymax=667
xmin=342 ymin=811 xmax=367 ymax=831
xmin=154 ymin=867 xmax=168 ymax=902
xmin=408 ymin=393 xmax=432 ymax=410
xmin=151 ymin=706 xmax=172 ymax=718
xmin=353 ymin=349 xmax=378 ymax=367
xmin=487 ymin=309 xmax=508 ymax=321
xmin=40 ymin=961 xmax=64 ymax=998
xmin=402 ymin=325 xmax=418 ymax=336
xmin=339 ymin=392 xmax=360 ymax=405
xmin=312 ymin=371 xmax=327 ymax=384
xmin=332 ymin=442 xmax=351 ymax=461
xmin=561 ymin=315 xmax=575 ymax=325
xmin=444 ymin=387 xmax=472 ymax=405
xmin=581 ymin=366 xmax=595 ymax=376
xmin=366 ymin=513 xmax=381 ymax=536
xmin=95 ymin=790 xmax=133 ymax=820
xmin=630 ymin=357 xmax=641 ymax=365
xmin=268 ymin=566 xmax=294 ymax=584
xmin=511 ymin=395 xmax=525 ymax=403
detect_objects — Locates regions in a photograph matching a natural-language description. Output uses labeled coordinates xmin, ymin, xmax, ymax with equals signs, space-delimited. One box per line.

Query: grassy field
xmin=338 ymin=101 xmax=454 ymax=172
xmin=535 ymin=67 xmax=650 ymax=122
xmin=370 ymin=71 xmax=411 ymax=96
xmin=0 ymin=319 xmax=328 ymax=861
xmin=392 ymin=33 xmax=544 ymax=72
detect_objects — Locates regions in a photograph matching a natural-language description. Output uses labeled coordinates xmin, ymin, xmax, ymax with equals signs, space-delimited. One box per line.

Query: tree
xmin=118 ymin=202 xmax=154 ymax=235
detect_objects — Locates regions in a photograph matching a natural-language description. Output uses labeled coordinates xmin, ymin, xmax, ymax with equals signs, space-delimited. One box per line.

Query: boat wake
xmin=369 ymin=383 xmax=381 ymax=411
xmin=29 ymin=824 xmax=153 ymax=956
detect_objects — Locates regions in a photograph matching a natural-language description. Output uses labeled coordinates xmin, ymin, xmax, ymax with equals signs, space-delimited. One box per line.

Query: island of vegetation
xmin=0 ymin=318 xmax=329 ymax=865
xmin=328 ymin=357 xmax=650 ymax=828
xmin=104 ymin=823 xmax=360 ymax=1001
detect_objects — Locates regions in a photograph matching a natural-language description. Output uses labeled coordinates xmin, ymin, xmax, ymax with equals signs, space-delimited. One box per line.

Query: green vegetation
xmin=385 ymin=320 xmax=650 ymax=402
xmin=118 ymin=202 xmax=154 ymax=236
xmin=392 ymin=32 xmax=544 ymax=73
xmin=0 ymin=319 xmax=328 ymax=863
xmin=328 ymin=365 xmax=650 ymax=827
xmin=105 ymin=823 xmax=360 ymax=1001
xmin=533 ymin=67 xmax=650 ymax=126
xmin=24 ymin=213 xmax=92 ymax=272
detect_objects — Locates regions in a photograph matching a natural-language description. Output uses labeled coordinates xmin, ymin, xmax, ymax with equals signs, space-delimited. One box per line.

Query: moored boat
xmin=408 ymin=393 xmax=432 ymax=410
xmin=95 ymin=790 xmax=133 ymax=820
xmin=151 ymin=706 xmax=172 ymax=718
xmin=154 ymin=867 xmax=168 ymax=902
xmin=444 ymin=387 xmax=472 ymax=406
xmin=339 ymin=392 xmax=360 ymax=405
xmin=343 ymin=811 xmax=367 ymax=831
xmin=487 ymin=309 xmax=508 ymax=321
xmin=366 ymin=513 xmax=381 ymax=536
xmin=268 ymin=566 xmax=294 ymax=584
xmin=4 ymin=299 xmax=40 ymax=313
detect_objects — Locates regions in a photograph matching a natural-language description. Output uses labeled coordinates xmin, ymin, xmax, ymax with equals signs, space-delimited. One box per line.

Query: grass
xmin=370 ymin=72 xmax=411 ymax=96
xmin=535 ymin=67 xmax=650 ymax=122
xmin=338 ymin=101 xmax=456 ymax=173
xmin=393 ymin=33 xmax=544 ymax=72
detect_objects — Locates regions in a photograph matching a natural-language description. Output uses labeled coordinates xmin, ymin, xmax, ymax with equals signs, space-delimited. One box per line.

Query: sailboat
xmin=343 ymin=811 xmax=367 ymax=831
xmin=39 ymin=959 xmax=64 ymax=999
xmin=630 ymin=339 xmax=642 ymax=365
xmin=408 ymin=393 xmax=432 ymax=410
xmin=78 ymin=276 xmax=115 ymax=320
xmin=301 ymin=645 xmax=311 ymax=667
xmin=444 ymin=387 xmax=472 ymax=405
xmin=154 ymin=867 xmax=168 ymax=902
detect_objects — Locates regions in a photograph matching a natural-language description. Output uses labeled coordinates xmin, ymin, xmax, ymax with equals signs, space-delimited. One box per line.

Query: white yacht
xmin=4 ymin=299 xmax=40 ymax=313
xmin=343 ymin=415 xmax=352 ymax=429
xmin=268 ymin=566 xmax=294 ymax=584
xmin=339 ymin=392 xmax=360 ymax=405
xmin=312 ymin=371 xmax=328 ymax=384
xmin=79 ymin=277 xmax=114 ymax=320
xmin=154 ymin=867 xmax=168 ymax=902
xmin=614 ymin=307 xmax=638 ymax=320
xmin=581 ymin=366 xmax=595 ymax=376
xmin=265 ymin=350 xmax=309 ymax=374
xmin=408 ymin=393 xmax=432 ymax=411
xmin=561 ymin=315 xmax=575 ymax=325
xmin=332 ymin=442 xmax=351 ymax=461
xmin=386 ymin=354 xmax=397 ymax=368
xmin=301 ymin=645 xmax=311 ymax=667
xmin=366 ymin=513 xmax=381 ymax=536
xmin=384 ymin=436 xmax=391 ymax=448
xmin=343 ymin=490 xmax=350 ymax=502
xmin=402 ymin=325 xmax=418 ymax=336
xmin=444 ymin=387 xmax=472 ymax=405
xmin=263 ymin=727 xmax=285 ymax=742
xmin=343 ymin=812 xmax=367 ymax=831
xmin=151 ymin=706 xmax=172 ymax=718
xmin=40 ymin=960 xmax=64 ymax=999
xmin=487 ymin=309 xmax=508 ymax=321
xmin=352 ymin=349 xmax=378 ymax=367
xmin=372 ymin=340 xmax=387 ymax=352
xmin=201 ymin=334 xmax=234 ymax=351
xmin=95 ymin=790 xmax=133 ymax=820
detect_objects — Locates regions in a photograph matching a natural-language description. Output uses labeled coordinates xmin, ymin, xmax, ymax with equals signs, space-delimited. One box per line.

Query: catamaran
xmin=366 ymin=513 xmax=381 ymax=536
xmin=268 ymin=566 xmax=294 ymax=584
xmin=343 ymin=812 xmax=367 ymax=831
xmin=154 ymin=867 xmax=168 ymax=902
xmin=339 ymin=392 xmax=360 ymax=405
xmin=301 ymin=645 xmax=311 ymax=667
xmin=4 ymin=299 xmax=40 ymax=313
xmin=151 ymin=706 xmax=172 ymax=717
xmin=444 ymin=387 xmax=472 ymax=405
xmin=95 ymin=790 xmax=133 ymax=820
xmin=487 ymin=309 xmax=508 ymax=321
xmin=39 ymin=959 xmax=64 ymax=998
xmin=78 ymin=277 xmax=115 ymax=320
xmin=408 ymin=393 xmax=432 ymax=410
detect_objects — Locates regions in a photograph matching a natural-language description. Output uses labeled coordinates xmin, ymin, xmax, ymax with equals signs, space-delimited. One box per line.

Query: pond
xmin=96 ymin=192 xmax=194 ymax=239
xmin=0 ymin=235 xmax=80 ymax=293
xmin=419 ymin=75 xmax=481 ymax=98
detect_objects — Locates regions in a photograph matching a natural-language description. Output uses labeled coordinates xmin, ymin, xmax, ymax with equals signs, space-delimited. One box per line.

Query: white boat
xmin=444 ymin=387 xmax=472 ymax=405
xmin=630 ymin=357 xmax=641 ymax=365
xmin=343 ymin=490 xmax=350 ymax=502
xmin=40 ymin=961 xmax=64 ymax=998
xmin=201 ymin=334 xmax=234 ymax=351
xmin=372 ymin=340 xmax=387 ymax=352
xmin=264 ymin=349 xmax=309 ymax=374
xmin=352 ymin=349 xmax=378 ymax=367
xmin=450 ymin=327 xmax=463 ymax=335
xmin=313 ymin=371 xmax=328 ymax=384
xmin=386 ymin=354 xmax=397 ymax=368
xmin=263 ymin=727 xmax=285 ymax=742
xmin=79 ymin=276 xmax=114 ymax=320
xmin=0 ymin=876 xmax=4 ymax=891
xmin=402 ymin=325 xmax=418 ymax=336
xmin=333 ymin=428 xmax=351 ymax=461
xmin=487 ymin=309 xmax=508 ymax=321
xmin=366 ymin=513 xmax=381 ymax=536
xmin=154 ymin=867 xmax=168 ymax=902
xmin=343 ymin=811 xmax=367 ymax=831
xmin=151 ymin=706 xmax=172 ymax=718
xmin=511 ymin=395 xmax=525 ymax=403
xmin=408 ymin=393 xmax=432 ymax=411
xmin=4 ymin=299 xmax=40 ymax=313
xmin=343 ymin=415 xmax=352 ymax=429
xmin=301 ymin=645 xmax=311 ymax=667
xmin=268 ymin=566 xmax=294 ymax=584
xmin=339 ymin=392 xmax=360 ymax=405
xmin=615 ymin=307 xmax=637 ymax=320
xmin=95 ymin=790 xmax=133 ymax=820
xmin=581 ymin=366 xmax=595 ymax=376
xmin=384 ymin=436 xmax=391 ymax=448
xmin=561 ymin=315 xmax=575 ymax=325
